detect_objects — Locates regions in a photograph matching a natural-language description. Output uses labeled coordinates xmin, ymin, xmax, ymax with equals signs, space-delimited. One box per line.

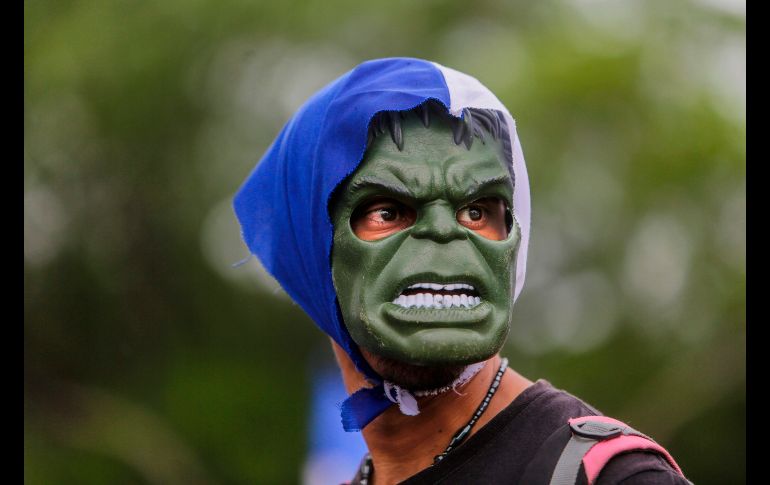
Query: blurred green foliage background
xmin=24 ymin=0 xmax=745 ymax=483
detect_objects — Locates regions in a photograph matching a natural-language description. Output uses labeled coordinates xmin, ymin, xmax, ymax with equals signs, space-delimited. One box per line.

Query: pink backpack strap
xmin=549 ymin=416 xmax=689 ymax=485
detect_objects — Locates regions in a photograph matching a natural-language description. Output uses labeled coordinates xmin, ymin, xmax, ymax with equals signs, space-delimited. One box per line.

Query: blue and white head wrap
xmin=234 ymin=57 xmax=531 ymax=431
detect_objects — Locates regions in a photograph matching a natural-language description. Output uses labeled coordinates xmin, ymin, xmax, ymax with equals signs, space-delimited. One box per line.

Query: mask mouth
xmin=392 ymin=282 xmax=482 ymax=309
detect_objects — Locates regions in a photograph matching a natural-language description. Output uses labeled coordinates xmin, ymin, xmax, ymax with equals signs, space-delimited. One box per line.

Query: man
xmin=234 ymin=58 xmax=690 ymax=484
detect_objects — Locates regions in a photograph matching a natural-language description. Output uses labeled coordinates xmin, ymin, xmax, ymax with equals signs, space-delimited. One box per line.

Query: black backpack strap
xmin=548 ymin=416 xmax=689 ymax=485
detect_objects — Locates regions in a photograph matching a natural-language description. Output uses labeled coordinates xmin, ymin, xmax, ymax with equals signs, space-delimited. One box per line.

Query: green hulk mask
xmin=330 ymin=103 xmax=521 ymax=379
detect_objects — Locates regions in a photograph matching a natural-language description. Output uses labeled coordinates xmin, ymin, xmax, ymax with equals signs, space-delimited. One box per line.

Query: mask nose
xmin=410 ymin=201 xmax=466 ymax=243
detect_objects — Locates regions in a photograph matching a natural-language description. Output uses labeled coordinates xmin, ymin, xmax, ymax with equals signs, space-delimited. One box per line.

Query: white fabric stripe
xmin=383 ymin=361 xmax=487 ymax=416
xmin=432 ymin=62 xmax=531 ymax=301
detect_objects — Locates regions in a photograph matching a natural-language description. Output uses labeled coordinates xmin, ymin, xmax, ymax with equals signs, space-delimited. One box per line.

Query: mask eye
xmin=456 ymin=197 xmax=509 ymax=241
xmin=351 ymin=198 xmax=417 ymax=241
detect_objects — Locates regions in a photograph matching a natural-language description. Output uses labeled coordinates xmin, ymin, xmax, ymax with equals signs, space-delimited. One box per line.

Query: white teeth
xmin=408 ymin=283 xmax=429 ymax=290
xmin=394 ymin=282 xmax=481 ymax=309
xmin=392 ymin=292 xmax=482 ymax=309
xmin=404 ymin=282 xmax=476 ymax=292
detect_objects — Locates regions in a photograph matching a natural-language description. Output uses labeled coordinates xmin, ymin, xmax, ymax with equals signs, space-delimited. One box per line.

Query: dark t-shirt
xmin=350 ymin=380 xmax=689 ymax=484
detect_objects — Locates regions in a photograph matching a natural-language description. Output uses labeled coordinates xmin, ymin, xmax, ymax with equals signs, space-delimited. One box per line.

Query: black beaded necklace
xmin=355 ymin=358 xmax=509 ymax=485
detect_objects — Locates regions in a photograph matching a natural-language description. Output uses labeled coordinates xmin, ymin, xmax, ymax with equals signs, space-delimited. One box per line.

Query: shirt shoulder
xmin=399 ymin=380 xmax=690 ymax=485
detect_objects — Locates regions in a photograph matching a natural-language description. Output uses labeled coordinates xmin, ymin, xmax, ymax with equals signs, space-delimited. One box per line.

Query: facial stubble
xmin=360 ymin=347 xmax=468 ymax=391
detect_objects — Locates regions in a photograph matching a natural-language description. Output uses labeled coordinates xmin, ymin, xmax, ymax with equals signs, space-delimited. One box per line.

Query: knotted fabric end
xmin=340 ymin=384 xmax=394 ymax=432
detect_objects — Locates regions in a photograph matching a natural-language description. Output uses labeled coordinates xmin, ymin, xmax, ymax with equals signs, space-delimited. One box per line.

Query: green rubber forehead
xmin=332 ymin=113 xmax=513 ymax=223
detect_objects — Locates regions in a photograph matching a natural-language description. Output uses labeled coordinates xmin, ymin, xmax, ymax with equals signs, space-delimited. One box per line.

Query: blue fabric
xmin=340 ymin=385 xmax=396 ymax=432
xmin=233 ymin=57 xmax=451 ymax=431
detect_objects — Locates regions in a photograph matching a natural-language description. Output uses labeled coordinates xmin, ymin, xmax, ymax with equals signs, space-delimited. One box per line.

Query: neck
xmin=331 ymin=342 xmax=532 ymax=485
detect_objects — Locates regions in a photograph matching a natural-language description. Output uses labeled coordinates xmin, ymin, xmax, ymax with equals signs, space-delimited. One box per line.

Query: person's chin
xmin=360 ymin=348 xmax=468 ymax=391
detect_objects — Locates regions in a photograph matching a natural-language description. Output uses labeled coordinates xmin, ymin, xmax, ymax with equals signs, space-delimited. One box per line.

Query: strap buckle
xmin=569 ymin=420 xmax=624 ymax=441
